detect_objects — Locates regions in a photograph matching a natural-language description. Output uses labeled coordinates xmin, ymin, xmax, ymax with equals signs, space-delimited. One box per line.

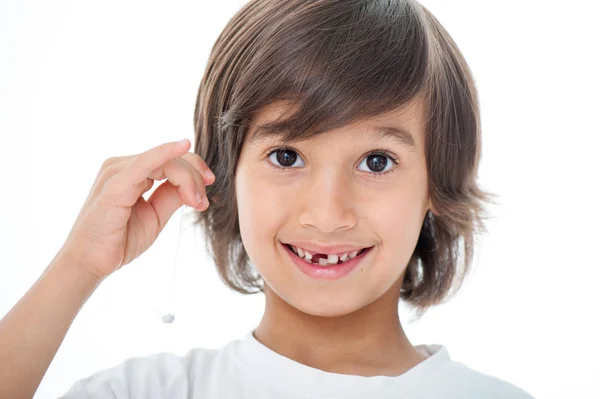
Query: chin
xmin=268 ymin=282 xmax=371 ymax=318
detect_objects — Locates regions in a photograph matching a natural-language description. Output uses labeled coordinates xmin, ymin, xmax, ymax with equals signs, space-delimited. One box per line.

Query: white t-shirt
xmin=60 ymin=329 xmax=534 ymax=398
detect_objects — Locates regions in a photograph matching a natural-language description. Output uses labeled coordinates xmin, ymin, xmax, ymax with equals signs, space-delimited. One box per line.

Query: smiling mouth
xmin=284 ymin=243 xmax=372 ymax=266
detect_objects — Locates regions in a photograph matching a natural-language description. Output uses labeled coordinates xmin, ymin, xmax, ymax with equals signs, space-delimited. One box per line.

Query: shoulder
xmin=59 ymin=347 xmax=220 ymax=399
xmin=436 ymin=360 xmax=535 ymax=398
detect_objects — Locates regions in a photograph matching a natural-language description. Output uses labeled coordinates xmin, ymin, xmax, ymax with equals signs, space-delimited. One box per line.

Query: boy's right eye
xmin=267 ymin=147 xmax=305 ymax=169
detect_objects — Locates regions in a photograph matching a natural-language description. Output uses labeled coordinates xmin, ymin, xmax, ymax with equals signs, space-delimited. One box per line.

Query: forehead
xmin=246 ymin=99 xmax=425 ymax=152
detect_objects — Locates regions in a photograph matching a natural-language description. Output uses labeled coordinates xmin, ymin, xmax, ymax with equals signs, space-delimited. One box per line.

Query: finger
xmin=149 ymin=158 xmax=208 ymax=210
xmin=174 ymin=158 xmax=210 ymax=202
xmin=180 ymin=152 xmax=215 ymax=185
xmin=146 ymin=180 xmax=189 ymax=231
xmin=140 ymin=178 xmax=154 ymax=197
xmin=100 ymin=156 xmax=130 ymax=173
xmin=102 ymin=139 xmax=192 ymax=207
xmin=128 ymin=138 xmax=192 ymax=185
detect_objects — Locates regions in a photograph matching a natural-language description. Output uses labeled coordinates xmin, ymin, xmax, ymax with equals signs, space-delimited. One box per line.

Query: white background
xmin=1 ymin=1 xmax=598 ymax=398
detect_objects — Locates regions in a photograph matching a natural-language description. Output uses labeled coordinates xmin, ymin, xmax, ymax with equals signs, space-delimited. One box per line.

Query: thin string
xmin=157 ymin=205 xmax=186 ymax=324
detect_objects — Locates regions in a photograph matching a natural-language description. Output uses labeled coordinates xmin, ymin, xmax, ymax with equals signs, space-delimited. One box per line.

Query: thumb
xmin=146 ymin=180 xmax=188 ymax=231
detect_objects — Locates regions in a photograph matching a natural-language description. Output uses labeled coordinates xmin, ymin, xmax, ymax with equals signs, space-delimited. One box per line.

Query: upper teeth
xmin=289 ymin=245 xmax=361 ymax=266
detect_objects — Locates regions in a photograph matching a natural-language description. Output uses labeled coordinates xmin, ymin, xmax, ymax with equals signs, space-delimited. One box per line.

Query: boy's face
xmin=235 ymin=99 xmax=434 ymax=317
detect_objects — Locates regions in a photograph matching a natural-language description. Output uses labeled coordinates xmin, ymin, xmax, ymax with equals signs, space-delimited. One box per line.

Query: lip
xmin=281 ymin=241 xmax=374 ymax=281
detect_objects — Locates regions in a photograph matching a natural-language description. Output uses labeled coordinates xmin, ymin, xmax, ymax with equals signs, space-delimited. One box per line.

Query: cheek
xmin=235 ymin=166 xmax=286 ymax=263
xmin=369 ymin=194 xmax=426 ymax=269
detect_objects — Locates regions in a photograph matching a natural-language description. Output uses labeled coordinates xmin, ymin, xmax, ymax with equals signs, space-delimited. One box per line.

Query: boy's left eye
xmin=266 ymin=147 xmax=399 ymax=175
xmin=358 ymin=152 xmax=396 ymax=174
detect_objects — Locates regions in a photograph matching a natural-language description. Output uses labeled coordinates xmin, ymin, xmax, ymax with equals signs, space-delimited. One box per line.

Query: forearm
xmin=0 ymin=250 xmax=103 ymax=399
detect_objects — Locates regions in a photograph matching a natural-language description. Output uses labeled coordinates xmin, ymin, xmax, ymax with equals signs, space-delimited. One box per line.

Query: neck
xmin=253 ymin=279 xmax=427 ymax=377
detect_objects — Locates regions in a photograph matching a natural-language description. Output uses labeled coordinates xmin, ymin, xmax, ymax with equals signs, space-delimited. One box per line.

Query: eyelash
xmin=264 ymin=146 xmax=400 ymax=178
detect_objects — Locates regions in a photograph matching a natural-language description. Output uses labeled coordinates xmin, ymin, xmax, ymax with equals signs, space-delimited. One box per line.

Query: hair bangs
xmin=221 ymin=0 xmax=430 ymax=144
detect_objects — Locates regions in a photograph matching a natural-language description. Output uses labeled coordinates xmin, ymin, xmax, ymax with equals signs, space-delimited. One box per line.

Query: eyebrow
xmin=247 ymin=124 xmax=416 ymax=151
xmin=361 ymin=125 xmax=416 ymax=151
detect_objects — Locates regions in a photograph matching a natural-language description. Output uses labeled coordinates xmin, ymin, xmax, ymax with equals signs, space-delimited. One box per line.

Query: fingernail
xmin=196 ymin=190 xmax=202 ymax=203
xmin=178 ymin=138 xmax=189 ymax=146
xmin=205 ymin=170 xmax=215 ymax=180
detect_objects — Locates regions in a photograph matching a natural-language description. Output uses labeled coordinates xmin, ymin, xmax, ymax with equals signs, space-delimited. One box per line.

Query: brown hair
xmin=192 ymin=0 xmax=497 ymax=319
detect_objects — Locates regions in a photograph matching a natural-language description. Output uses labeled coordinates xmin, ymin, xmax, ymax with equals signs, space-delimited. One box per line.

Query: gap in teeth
xmin=287 ymin=244 xmax=365 ymax=266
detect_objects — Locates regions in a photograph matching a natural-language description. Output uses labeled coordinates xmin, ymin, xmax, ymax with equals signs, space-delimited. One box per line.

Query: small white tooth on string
xmin=157 ymin=205 xmax=187 ymax=324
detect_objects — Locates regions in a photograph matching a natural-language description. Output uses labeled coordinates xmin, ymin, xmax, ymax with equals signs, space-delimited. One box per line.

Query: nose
xmin=296 ymin=170 xmax=358 ymax=233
